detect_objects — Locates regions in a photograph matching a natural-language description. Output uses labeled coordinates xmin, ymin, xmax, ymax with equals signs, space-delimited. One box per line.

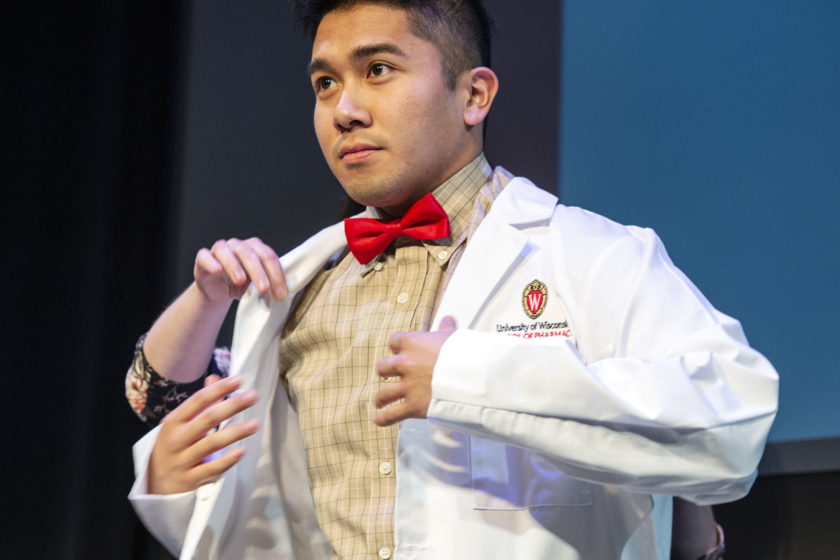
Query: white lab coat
xmin=129 ymin=174 xmax=778 ymax=559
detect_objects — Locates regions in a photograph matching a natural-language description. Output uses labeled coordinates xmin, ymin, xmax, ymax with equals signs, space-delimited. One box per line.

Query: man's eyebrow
xmin=308 ymin=42 xmax=408 ymax=75
xmin=308 ymin=57 xmax=333 ymax=76
xmin=350 ymin=42 xmax=408 ymax=62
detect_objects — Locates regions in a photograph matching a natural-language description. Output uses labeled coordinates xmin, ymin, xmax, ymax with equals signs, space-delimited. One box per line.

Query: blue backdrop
xmin=559 ymin=0 xmax=840 ymax=442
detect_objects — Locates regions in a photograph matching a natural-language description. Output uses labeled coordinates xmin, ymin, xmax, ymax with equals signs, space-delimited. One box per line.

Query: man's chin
xmin=341 ymin=182 xmax=403 ymax=210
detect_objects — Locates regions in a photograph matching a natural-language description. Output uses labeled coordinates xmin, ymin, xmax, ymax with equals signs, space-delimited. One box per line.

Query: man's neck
xmin=371 ymin=153 xmax=490 ymax=221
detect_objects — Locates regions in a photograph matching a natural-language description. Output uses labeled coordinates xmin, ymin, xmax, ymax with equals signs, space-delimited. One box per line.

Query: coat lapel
xmin=231 ymin=220 xmax=348 ymax=382
xmin=432 ymin=177 xmax=557 ymax=329
xmin=181 ymin=221 xmax=347 ymax=559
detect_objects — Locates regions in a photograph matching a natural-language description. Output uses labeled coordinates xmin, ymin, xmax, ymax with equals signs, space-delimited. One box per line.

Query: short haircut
xmin=293 ymin=0 xmax=493 ymax=87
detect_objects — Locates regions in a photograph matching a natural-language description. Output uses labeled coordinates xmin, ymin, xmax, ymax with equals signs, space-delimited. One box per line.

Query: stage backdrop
xmin=559 ymin=0 xmax=840 ymax=450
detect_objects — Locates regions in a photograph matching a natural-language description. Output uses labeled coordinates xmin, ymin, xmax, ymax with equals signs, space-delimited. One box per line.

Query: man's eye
xmin=314 ymin=76 xmax=335 ymax=92
xmin=368 ymin=63 xmax=391 ymax=78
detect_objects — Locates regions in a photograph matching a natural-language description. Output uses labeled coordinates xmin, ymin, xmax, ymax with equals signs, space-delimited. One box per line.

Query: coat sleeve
xmin=127 ymin=426 xmax=198 ymax=557
xmin=427 ymin=210 xmax=778 ymax=505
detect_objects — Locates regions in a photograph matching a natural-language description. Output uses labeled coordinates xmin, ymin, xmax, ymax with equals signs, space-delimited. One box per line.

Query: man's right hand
xmin=194 ymin=237 xmax=287 ymax=303
xmin=147 ymin=375 xmax=260 ymax=495
xmin=142 ymin=237 xmax=285 ymax=386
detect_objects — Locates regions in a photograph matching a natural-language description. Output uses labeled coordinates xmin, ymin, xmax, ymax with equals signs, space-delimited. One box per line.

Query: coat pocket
xmin=471 ymin=438 xmax=592 ymax=510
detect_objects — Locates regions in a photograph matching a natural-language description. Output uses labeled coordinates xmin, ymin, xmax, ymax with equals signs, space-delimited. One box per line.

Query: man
xmin=127 ymin=1 xmax=775 ymax=558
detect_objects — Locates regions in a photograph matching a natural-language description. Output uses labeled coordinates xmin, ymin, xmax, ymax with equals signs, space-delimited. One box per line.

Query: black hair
xmin=292 ymin=0 xmax=493 ymax=87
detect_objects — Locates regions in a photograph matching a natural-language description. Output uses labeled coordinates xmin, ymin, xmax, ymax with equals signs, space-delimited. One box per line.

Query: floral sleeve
xmin=125 ymin=333 xmax=231 ymax=427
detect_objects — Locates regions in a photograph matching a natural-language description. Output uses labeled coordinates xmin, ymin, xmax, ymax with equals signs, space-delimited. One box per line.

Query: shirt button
xmin=378 ymin=546 xmax=392 ymax=559
xmin=437 ymin=249 xmax=448 ymax=261
xmin=379 ymin=461 xmax=392 ymax=475
xmin=374 ymin=262 xmax=384 ymax=271
xmin=396 ymin=292 xmax=409 ymax=304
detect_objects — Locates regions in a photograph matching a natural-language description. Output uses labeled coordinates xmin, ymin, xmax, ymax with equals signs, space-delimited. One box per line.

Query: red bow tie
xmin=344 ymin=193 xmax=451 ymax=264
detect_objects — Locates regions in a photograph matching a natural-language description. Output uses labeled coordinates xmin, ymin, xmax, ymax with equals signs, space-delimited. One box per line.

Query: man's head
xmin=294 ymin=0 xmax=493 ymax=88
xmin=296 ymin=1 xmax=499 ymax=216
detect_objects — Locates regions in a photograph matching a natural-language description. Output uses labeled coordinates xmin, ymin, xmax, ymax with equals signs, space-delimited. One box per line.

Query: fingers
xmin=375 ymin=355 xmax=400 ymax=380
xmin=149 ymin=380 xmax=261 ymax=494
xmin=373 ymin=378 xmax=409 ymax=427
xmin=204 ymin=374 xmax=222 ymax=388
xmin=163 ymin=377 xmax=259 ymax=443
xmin=373 ymin=400 xmax=412 ymax=427
xmin=438 ymin=315 xmax=457 ymax=331
xmin=374 ymin=380 xmax=403 ymax=409
xmin=151 ymin=421 xmax=255 ymax=494
xmin=195 ymin=247 xmax=223 ymax=275
xmin=165 ymin=375 xmax=242 ymax=424
xmin=377 ymin=327 xmax=450 ymax=426
xmin=188 ymin=417 xmax=260 ymax=467
xmin=388 ymin=331 xmax=404 ymax=353
xmin=190 ymin=446 xmax=247 ymax=486
xmin=194 ymin=237 xmax=287 ymax=302
xmin=246 ymin=238 xmax=287 ymax=300
xmin=211 ymin=239 xmax=253 ymax=291
xmin=225 ymin=237 xmax=286 ymax=299
xmin=388 ymin=316 xmax=458 ymax=352
xmin=374 ymin=353 xmax=431 ymax=426
xmin=183 ymin=389 xmax=259 ymax=446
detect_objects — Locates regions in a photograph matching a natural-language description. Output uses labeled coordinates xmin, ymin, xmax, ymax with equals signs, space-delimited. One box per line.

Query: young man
xmin=127 ymin=1 xmax=774 ymax=558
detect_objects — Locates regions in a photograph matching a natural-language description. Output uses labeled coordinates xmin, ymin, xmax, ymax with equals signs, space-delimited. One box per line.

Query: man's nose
xmin=334 ymin=86 xmax=371 ymax=131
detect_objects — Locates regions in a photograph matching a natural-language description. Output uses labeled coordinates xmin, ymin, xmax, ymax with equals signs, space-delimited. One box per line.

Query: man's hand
xmin=194 ymin=237 xmax=287 ymax=303
xmin=147 ymin=375 xmax=260 ymax=495
xmin=142 ymin=238 xmax=284 ymax=385
xmin=373 ymin=316 xmax=457 ymax=427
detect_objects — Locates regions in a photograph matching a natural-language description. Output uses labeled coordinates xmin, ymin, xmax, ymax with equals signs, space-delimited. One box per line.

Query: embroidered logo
xmin=522 ymin=279 xmax=548 ymax=319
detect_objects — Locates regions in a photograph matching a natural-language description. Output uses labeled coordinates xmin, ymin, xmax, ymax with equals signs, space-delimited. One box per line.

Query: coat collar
xmin=432 ymin=176 xmax=557 ymax=329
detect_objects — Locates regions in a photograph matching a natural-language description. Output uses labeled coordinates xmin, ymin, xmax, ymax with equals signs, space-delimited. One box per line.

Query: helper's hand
xmin=194 ymin=237 xmax=286 ymax=303
xmin=373 ymin=316 xmax=457 ymax=427
xmin=147 ymin=375 xmax=259 ymax=495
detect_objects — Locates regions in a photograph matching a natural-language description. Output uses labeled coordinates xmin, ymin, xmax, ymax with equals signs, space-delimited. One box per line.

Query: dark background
xmin=3 ymin=3 xmax=189 ymax=558
xmin=1 ymin=1 xmax=836 ymax=558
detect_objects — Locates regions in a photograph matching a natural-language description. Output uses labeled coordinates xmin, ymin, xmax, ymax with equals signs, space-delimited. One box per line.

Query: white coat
xmin=129 ymin=173 xmax=778 ymax=559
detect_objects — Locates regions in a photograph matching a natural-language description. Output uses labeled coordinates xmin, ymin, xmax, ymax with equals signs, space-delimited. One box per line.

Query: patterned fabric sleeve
xmin=125 ymin=333 xmax=231 ymax=427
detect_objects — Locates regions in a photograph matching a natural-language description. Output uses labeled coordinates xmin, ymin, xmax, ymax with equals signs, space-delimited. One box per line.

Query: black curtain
xmin=2 ymin=3 xmax=186 ymax=558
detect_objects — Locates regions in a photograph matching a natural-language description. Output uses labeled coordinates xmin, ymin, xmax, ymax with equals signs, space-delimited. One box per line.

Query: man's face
xmin=309 ymin=4 xmax=476 ymax=215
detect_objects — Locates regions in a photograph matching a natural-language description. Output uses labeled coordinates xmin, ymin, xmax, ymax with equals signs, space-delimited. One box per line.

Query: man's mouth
xmin=339 ymin=144 xmax=381 ymax=164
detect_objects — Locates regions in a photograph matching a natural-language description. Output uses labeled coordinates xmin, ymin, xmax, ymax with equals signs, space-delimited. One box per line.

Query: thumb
xmin=438 ymin=315 xmax=457 ymax=332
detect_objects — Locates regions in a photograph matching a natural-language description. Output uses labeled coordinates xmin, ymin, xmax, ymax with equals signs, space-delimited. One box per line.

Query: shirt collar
xmin=398 ymin=153 xmax=493 ymax=266
xmin=431 ymin=153 xmax=493 ymax=246
xmin=362 ymin=154 xmax=493 ymax=267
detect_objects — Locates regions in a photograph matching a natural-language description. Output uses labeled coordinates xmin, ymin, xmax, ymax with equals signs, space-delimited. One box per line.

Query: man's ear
xmin=463 ymin=66 xmax=499 ymax=126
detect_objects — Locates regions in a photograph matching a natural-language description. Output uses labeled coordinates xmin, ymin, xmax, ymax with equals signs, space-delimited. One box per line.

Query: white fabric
xmin=129 ymin=172 xmax=778 ymax=559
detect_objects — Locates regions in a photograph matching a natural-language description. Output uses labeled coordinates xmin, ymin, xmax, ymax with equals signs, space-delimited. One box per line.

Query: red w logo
xmin=522 ymin=279 xmax=548 ymax=319
xmin=526 ymin=291 xmax=544 ymax=315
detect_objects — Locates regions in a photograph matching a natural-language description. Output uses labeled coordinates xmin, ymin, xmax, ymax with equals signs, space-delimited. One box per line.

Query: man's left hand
xmin=373 ymin=316 xmax=457 ymax=426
